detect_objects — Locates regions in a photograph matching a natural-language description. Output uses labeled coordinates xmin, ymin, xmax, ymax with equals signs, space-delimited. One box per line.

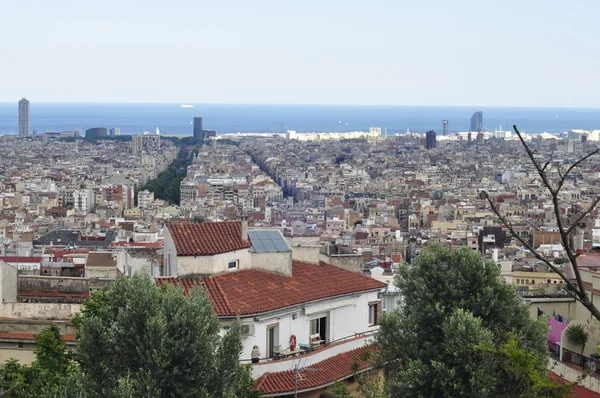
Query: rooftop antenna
xmin=292 ymin=359 xmax=321 ymax=398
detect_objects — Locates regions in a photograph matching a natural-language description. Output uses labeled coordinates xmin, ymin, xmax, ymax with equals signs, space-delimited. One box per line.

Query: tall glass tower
xmin=18 ymin=98 xmax=30 ymax=136
xmin=470 ymin=111 xmax=483 ymax=133
xmin=193 ymin=117 xmax=203 ymax=141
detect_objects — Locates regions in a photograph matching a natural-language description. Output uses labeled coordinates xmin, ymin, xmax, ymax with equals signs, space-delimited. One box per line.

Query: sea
xmin=1 ymin=102 xmax=600 ymax=136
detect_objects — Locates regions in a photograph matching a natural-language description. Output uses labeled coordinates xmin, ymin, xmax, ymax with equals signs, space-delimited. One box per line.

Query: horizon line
xmin=1 ymin=101 xmax=600 ymax=109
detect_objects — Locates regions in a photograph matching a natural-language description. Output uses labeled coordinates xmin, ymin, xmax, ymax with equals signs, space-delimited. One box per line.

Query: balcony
xmin=243 ymin=330 xmax=376 ymax=379
xmin=41 ymin=261 xmax=76 ymax=269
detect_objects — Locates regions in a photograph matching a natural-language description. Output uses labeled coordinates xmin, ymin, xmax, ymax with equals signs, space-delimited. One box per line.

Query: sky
xmin=1 ymin=0 xmax=600 ymax=106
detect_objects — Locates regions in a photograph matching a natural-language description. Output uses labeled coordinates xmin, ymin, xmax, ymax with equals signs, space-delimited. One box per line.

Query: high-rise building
xmin=131 ymin=134 xmax=160 ymax=155
xmin=470 ymin=111 xmax=483 ymax=133
xmin=110 ymin=128 xmax=121 ymax=136
xmin=425 ymin=130 xmax=436 ymax=150
xmin=193 ymin=117 xmax=203 ymax=141
xmin=442 ymin=120 xmax=448 ymax=135
xmin=18 ymin=98 xmax=30 ymax=136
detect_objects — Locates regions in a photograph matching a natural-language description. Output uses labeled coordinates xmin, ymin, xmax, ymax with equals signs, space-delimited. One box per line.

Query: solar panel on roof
xmin=263 ymin=240 xmax=277 ymax=251
xmin=248 ymin=229 xmax=291 ymax=253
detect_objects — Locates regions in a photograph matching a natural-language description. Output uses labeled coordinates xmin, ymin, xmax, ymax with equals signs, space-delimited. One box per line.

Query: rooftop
xmin=252 ymin=345 xmax=376 ymax=395
xmin=167 ymin=221 xmax=252 ymax=256
xmin=158 ymin=261 xmax=386 ymax=317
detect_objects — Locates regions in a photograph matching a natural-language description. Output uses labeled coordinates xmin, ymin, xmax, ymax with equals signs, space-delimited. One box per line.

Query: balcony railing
xmin=561 ymin=347 xmax=600 ymax=375
xmin=548 ymin=341 xmax=560 ymax=360
xmin=41 ymin=261 xmax=76 ymax=268
xmin=242 ymin=330 xmax=376 ymax=379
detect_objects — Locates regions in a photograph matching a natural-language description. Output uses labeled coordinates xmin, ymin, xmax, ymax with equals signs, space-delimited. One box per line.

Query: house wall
xmin=0 ymin=349 xmax=35 ymax=365
xmin=235 ymin=290 xmax=380 ymax=363
xmin=18 ymin=275 xmax=89 ymax=293
xmin=177 ymin=249 xmax=251 ymax=277
xmin=290 ymin=245 xmax=321 ymax=264
xmin=249 ymin=251 xmax=292 ymax=275
xmin=318 ymin=253 xmax=363 ymax=273
xmin=0 ymin=303 xmax=81 ymax=320
xmin=163 ymin=228 xmax=177 ymax=276
xmin=86 ymin=266 xmax=118 ymax=279
xmin=1 ymin=261 xmax=17 ymax=302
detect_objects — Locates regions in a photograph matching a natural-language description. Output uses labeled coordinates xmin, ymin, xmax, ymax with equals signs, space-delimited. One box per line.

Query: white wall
xmin=0 ymin=303 xmax=81 ymax=320
xmin=249 ymin=251 xmax=292 ymax=275
xmin=177 ymin=249 xmax=251 ymax=277
xmin=0 ymin=261 xmax=17 ymax=302
xmin=235 ymin=290 xmax=380 ymax=362
xmin=163 ymin=228 xmax=176 ymax=276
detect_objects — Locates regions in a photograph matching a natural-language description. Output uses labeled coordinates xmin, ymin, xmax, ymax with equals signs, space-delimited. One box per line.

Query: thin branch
xmin=556 ymin=148 xmax=600 ymax=194
xmin=565 ymin=196 xmax=600 ymax=236
xmin=512 ymin=126 xmax=557 ymax=196
xmin=542 ymin=159 xmax=552 ymax=173
xmin=512 ymin=126 xmax=588 ymax=303
xmin=480 ymin=191 xmax=579 ymax=294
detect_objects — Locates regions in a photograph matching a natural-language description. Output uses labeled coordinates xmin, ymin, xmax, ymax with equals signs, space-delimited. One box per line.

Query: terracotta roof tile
xmin=0 ymin=256 xmax=42 ymax=263
xmin=0 ymin=332 xmax=76 ymax=342
xmin=167 ymin=221 xmax=252 ymax=256
xmin=157 ymin=261 xmax=386 ymax=316
xmin=252 ymin=345 xmax=376 ymax=394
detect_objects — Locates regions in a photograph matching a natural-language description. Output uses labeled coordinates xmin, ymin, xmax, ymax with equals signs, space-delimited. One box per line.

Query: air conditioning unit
xmin=240 ymin=323 xmax=255 ymax=337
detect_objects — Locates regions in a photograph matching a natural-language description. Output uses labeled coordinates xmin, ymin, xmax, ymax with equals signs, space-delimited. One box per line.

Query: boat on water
xmin=180 ymin=104 xmax=194 ymax=108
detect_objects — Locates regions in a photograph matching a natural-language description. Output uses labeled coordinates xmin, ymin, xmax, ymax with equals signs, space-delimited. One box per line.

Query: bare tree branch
xmin=542 ymin=159 xmax=552 ymax=173
xmin=480 ymin=125 xmax=600 ymax=322
xmin=556 ymin=148 xmax=600 ymax=194
xmin=480 ymin=191 xmax=578 ymax=293
xmin=565 ymin=196 xmax=600 ymax=236
xmin=512 ymin=126 xmax=557 ymax=196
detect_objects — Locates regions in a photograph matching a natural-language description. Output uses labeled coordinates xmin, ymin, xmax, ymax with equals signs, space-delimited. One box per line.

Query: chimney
xmin=241 ymin=215 xmax=248 ymax=242
xmin=575 ymin=224 xmax=585 ymax=255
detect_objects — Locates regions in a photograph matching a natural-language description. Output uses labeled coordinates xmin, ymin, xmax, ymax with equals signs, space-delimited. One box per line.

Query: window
xmin=369 ymin=303 xmax=378 ymax=326
xmin=521 ymin=279 xmax=525 ymax=284
xmin=228 ymin=260 xmax=238 ymax=270
xmin=516 ymin=279 xmax=520 ymax=284
xmin=525 ymin=280 xmax=529 ymax=284
xmin=531 ymin=279 xmax=535 ymax=285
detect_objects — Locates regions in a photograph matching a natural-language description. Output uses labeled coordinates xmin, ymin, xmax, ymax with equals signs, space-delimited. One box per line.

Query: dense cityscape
xmin=0 ymin=95 xmax=599 ymax=396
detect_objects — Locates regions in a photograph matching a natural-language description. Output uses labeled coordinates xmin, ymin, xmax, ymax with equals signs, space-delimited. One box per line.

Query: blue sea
xmin=1 ymin=102 xmax=600 ymax=136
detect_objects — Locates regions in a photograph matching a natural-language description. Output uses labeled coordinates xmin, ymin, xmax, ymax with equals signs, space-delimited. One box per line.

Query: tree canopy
xmin=377 ymin=245 xmax=571 ymax=398
xmin=74 ymin=274 xmax=256 ymax=397
xmin=0 ymin=274 xmax=257 ymax=397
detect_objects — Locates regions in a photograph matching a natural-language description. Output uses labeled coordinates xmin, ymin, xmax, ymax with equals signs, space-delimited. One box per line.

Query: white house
xmin=160 ymin=220 xmax=387 ymax=396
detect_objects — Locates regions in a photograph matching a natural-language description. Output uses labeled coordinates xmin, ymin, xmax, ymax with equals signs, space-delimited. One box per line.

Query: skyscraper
xmin=425 ymin=130 xmax=436 ymax=150
xmin=110 ymin=127 xmax=121 ymax=136
xmin=470 ymin=111 xmax=483 ymax=133
xmin=18 ymin=98 xmax=30 ymax=136
xmin=442 ymin=120 xmax=448 ymax=135
xmin=193 ymin=117 xmax=203 ymax=141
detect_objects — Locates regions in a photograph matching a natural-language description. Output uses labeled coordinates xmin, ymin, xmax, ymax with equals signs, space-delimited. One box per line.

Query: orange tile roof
xmin=252 ymin=345 xmax=376 ymax=395
xmin=157 ymin=261 xmax=386 ymax=316
xmin=167 ymin=221 xmax=251 ymax=256
xmin=0 ymin=332 xmax=76 ymax=342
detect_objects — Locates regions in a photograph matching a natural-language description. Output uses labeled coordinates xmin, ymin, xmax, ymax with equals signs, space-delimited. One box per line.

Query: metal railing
xmin=240 ymin=330 xmax=376 ymax=363
xmin=562 ymin=348 xmax=600 ymax=375
xmin=547 ymin=341 xmax=560 ymax=360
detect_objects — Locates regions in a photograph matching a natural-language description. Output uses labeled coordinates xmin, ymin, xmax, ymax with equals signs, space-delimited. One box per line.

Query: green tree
xmin=564 ymin=323 xmax=588 ymax=356
xmin=0 ymin=325 xmax=85 ymax=398
xmin=377 ymin=245 xmax=571 ymax=398
xmin=75 ymin=273 xmax=256 ymax=397
xmin=33 ymin=323 xmax=69 ymax=375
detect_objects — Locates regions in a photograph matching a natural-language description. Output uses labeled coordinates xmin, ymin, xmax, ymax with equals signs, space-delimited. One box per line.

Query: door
xmin=266 ymin=324 xmax=279 ymax=358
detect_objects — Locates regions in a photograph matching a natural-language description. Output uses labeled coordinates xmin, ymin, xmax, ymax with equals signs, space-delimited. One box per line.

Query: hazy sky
xmin=2 ymin=0 xmax=599 ymax=106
